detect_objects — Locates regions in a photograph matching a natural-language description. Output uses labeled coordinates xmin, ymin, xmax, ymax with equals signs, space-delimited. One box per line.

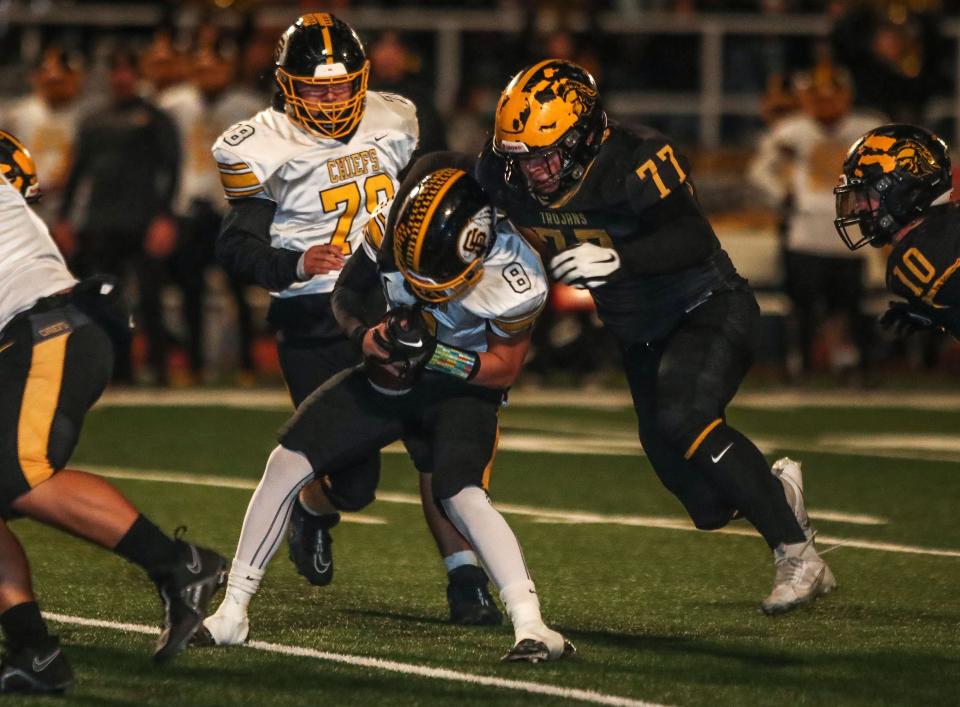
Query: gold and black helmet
xmin=393 ymin=168 xmax=494 ymax=303
xmin=274 ymin=13 xmax=369 ymax=140
xmin=834 ymin=124 xmax=951 ymax=249
xmin=0 ymin=130 xmax=40 ymax=202
xmin=493 ymin=59 xmax=606 ymax=203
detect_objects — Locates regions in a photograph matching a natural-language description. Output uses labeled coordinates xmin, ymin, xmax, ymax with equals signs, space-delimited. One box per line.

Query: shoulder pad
xmin=363 ymin=92 xmax=419 ymax=142
xmin=211 ymin=109 xmax=305 ymax=199
xmin=624 ymin=130 xmax=691 ymax=212
xmin=467 ymin=224 xmax=549 ymax=336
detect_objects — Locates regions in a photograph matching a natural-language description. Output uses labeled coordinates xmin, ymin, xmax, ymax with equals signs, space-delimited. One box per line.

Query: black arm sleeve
xmin=331 ymin=250 xmax=382 ymax=339
xmin=616 ymin=190 xmax=718 ymax=275
xmin=215 ymin=197 xmax=302 ymax=291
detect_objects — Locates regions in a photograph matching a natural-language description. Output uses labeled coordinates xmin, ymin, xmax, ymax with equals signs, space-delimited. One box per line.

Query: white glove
xmin=549 ymin=242 xmax=621 ymax=289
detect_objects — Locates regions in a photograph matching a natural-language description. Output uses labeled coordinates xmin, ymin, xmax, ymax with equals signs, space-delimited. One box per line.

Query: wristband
xmin=425 ymin=342 xmax=480 ymax=381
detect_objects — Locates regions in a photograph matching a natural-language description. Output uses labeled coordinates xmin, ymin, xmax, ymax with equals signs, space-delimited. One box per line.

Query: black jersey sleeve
xmin=624 ymin=137 xmax=692 ymax=214
xmin=215 ymin=197 xmax=302 ymax=292
xmin=331 ymin=246 xmax=383 ymax=341
xmin=614 ymin=190 xmax=718 ymax=275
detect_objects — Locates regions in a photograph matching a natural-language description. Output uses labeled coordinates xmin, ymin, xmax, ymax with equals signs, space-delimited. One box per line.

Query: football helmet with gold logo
xmin=0 ymin=130 xmax=41 ymax=202
xmin=492 ymin=59 xmax=606 ymax=204
xmin=274 ymin=13 xmax=369 ymax=140
xmin=393 ymin=169 xmax=494 ymax=303
xmin=835 ymin=124 xmax=951 ymax=249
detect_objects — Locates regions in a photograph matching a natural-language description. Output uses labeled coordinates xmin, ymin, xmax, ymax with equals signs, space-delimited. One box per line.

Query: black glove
xmin=879 ymin=300 xmax=960 ymax=339
xmin=372 ymin=305 xmax=436 ymax=367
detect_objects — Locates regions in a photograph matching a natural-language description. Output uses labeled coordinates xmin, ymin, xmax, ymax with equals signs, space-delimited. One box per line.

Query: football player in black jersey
xmin=834 ymin=124 xmax=960 ymax=338
xmin=476 ymin=59 xmax=836 ymax=615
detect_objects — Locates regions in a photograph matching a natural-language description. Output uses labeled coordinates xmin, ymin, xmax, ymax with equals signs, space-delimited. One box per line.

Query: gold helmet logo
xmin=495 ymin=60 xmax=598 ymax=151
xmin=853 ymin=135 xmax=941 ymax=178
xmin=0 ymin=129 xmax=40 ymax=202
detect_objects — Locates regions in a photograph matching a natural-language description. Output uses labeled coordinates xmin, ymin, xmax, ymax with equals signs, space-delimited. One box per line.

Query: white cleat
xmin=194 ymin=597 xmax=250 ymax=646
xmin=502 ymin=623 xmax=575 ymax=663
xmin=761 ymin=537 xmax=837 ymax=616
xmin=772 ymin=457 xmax=811 ymax=538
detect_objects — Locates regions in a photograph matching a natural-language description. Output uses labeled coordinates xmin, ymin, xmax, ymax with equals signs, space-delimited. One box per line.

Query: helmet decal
xmin=0 ymin=129 xmax=41 ymax=202
xmin=854 ymin=135 xmax=942 ymax=178
xmin=456 ymin=208 xmax=492 ymax=264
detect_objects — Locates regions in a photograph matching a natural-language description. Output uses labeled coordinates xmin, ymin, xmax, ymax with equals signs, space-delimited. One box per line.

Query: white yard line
xmin=86 ymin=466 xmax=960 ymax=559
xmin=95 ymin=386 xmax=960 ymax=411
xmin=42 ymin=612 xmax=666 ymax=707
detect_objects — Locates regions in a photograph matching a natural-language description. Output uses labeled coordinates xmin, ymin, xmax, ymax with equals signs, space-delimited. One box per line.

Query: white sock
xmin=443 ymin=550 xmax=479 ymax=574
xmin=441 ymin=486 xmax=534 ymax=620
xmin=500 ymin=578 xmax=544 ymax=634
xmin=222 ymin=558 xmax=264 ymax=613
xmin=234 ymin=445 xmax=315 ymax=573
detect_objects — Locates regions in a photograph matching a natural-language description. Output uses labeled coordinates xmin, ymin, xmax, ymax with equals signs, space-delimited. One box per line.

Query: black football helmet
xmin=393 ymin=168 xmax=494 ymax=303
xmin=274 ymin=13 xmax=369 ymax=140
xmin=834 ymin=124 xmax=952 ymax=249
xmin=493 ymin=59 xmax=606 ymax=204
xmin=0 ymin=130 xmax=40 ymax=202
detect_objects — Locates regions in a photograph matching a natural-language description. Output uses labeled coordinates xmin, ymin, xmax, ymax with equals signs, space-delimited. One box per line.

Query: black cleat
xmin=446 ymin=565 xmax=503 ymax=626
xmin=501 ymin=638 xmax=577 ymax=664
xmin=287 ymin=502 xmax=338 ymax=587
xmin=0 ymin=637 xmax=74 ymax=694
xmin=153 ymin=541 xmax=227 ymax=663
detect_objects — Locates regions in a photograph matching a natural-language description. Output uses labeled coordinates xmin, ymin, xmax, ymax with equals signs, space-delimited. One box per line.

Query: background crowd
xmin=1 ymin=0 xmax=957 ymax=386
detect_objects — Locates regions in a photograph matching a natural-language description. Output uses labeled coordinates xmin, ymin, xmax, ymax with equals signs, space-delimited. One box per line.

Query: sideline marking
xmin=43 ymin=612 xmax=666 ymax=707
xmin=84 ymin=466 xmax=960 ymax=559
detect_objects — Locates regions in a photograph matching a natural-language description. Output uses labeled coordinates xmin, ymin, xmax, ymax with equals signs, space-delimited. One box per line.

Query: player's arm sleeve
xmin=615 ymin=190 xmax=717 ymax=275
xmin=331 ymin=246 xmax=382 ymax=339
xmin=215 ymin=197 xmax=302 ymax=291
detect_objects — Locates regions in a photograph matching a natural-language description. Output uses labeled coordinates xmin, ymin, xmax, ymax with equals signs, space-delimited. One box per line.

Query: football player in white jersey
xmin=0 ymin=131 xmax=226 ymax=693
xmin=202 ymin=155 xmax=573 ymax=662
xmin=211 ymin=14 xmax=500 ymax=625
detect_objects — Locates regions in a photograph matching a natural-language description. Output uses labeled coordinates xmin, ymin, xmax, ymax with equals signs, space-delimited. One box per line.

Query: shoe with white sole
xmin=193 ymin=595 xmax=250 ymax=646
xmin=761 ymin=536 xmax=837 ymax=616
xmin=501 ymin=623 xmax=576 ymax=663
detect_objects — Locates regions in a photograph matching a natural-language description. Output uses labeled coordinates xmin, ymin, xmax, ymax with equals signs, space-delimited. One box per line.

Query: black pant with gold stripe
xmin=0 ymin=300 xmax=113 ymax=517
xmin=622 ymin=289 xmax=806 ymax=547
xmin=279 ymin=369 xmax=502 ymax=505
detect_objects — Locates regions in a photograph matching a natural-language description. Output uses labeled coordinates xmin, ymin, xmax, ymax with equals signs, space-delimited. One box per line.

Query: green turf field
xmin=6 ymin=396 xmax=959 ymax=706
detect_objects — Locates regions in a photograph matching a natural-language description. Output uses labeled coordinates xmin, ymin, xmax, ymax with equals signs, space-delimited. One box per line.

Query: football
xmin=364 ymin=357 xmax=421 ymax=395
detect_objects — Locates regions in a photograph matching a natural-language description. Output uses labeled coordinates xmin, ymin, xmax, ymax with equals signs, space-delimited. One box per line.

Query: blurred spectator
xmin=368 ymin=31 xmax=447 ymax=153
xmin=830 ymin=1 xmax=945 ymax=123
xmin=54 ymin=47 xmax=181 ymax=385
xmin=158 ymin=38 xmax=262 ymax=384
xmin=140 ymin=30 xmax=188 ymax=98
xmin=748 ymin=62 xmax=884 ymax=379
xmin=1 ymin=47 xmax=86 ymax=224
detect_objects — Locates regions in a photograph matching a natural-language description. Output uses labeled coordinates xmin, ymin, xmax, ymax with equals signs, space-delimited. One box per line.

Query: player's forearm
xmin=215 ymin=199 xmax=301 ymax=291
xmin=472 ymin=350 xmax=523 ymax=388
xmin=425 ymin=335 xmax=529 ymax=389
xmin=332 ymin=253 xmax=381 ymax=342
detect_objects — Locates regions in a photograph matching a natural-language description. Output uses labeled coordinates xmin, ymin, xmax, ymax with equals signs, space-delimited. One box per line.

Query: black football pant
xmin=622 ymin=289 xmax=806 ymax=548
xmin=276 ymin=332 xmax=381 ymax=511
xmin=279 ymin=369 xmax=501 ymax=503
